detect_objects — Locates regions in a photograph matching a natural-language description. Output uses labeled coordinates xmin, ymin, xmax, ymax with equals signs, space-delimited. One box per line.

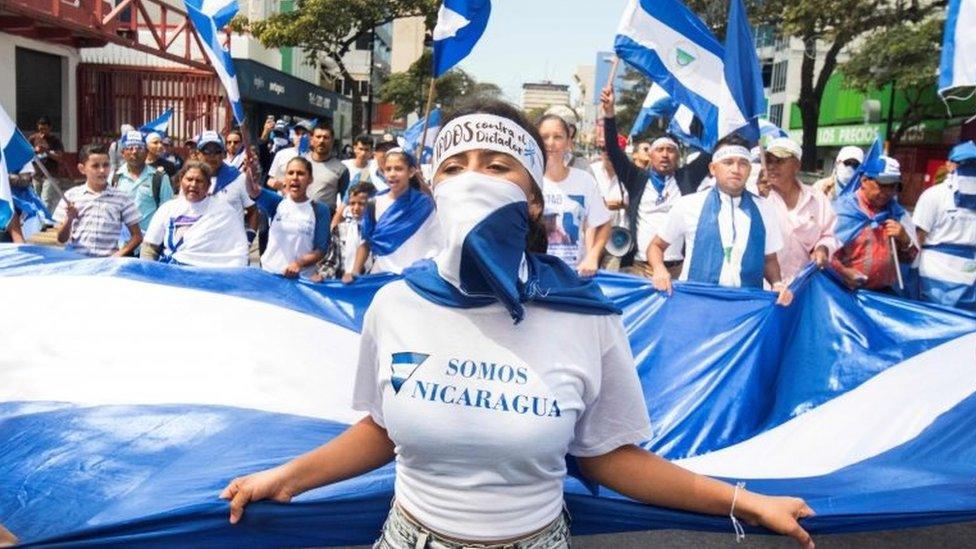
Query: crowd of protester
xmin=5 ymin=104 xmax=974 ymax=311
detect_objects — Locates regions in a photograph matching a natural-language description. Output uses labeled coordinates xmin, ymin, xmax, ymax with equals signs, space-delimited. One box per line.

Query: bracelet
xmin=730 ymin=481 xmax=746 ymax=543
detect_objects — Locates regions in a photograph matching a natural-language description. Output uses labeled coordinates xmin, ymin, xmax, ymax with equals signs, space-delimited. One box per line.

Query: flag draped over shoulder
xmin=0 ymin=246 xmax=974 ymax=545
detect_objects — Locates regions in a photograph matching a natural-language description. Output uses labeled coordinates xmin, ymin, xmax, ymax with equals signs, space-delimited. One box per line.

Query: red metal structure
xmin=0 ymin=0 xmax=212 ymax=70
xmin=78 ymin=64 xmax=228 ymax=145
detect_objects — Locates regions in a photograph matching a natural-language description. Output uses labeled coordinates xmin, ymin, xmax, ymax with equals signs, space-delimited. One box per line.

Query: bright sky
xmin=456 ymin=0 xmax=631 ymax=104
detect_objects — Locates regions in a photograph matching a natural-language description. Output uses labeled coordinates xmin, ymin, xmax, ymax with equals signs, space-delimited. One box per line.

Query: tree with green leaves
xmin=232 ymin=0 xmax=440 ymax=136
xmin=840 ymin=16 xmax=944 ymax=149
xmin=378 ymin=50 xmax=503 ymax=119
xmin=685 ymin=0 xmax=943 ymax=171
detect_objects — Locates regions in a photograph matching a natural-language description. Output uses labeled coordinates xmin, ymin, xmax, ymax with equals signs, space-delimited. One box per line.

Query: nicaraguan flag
xmin=403 ymin=108 xmax=442 ymax=164
xmin=140 ymin=108 xmax=174 ymax=136
xmin=721 ymin=0 xmax=765 ymax=142
xmin=939 ymin=0 xmax=976 ymax=96
xmin=629 ymin=84 xmax=677 ymax=137
xmin=185 ymin=0 xmax=245 ymax=124
xmin=432 ymin=0 xmax=491 ymax=77
xmin=668 ymin=104 xmax=707 ymax=151
xmin=0 ymin=246 xmax=974 ymax=545
xmin=0 ymin=104 xmax=37 ymax=174
xmin=0 ymin=147 xmax=11 ymax=230
xmin=759 ymin=118 xmax=788 ymax=139
xmin=615 ymin=0 xmax=755 ymax=150
xmin=391 ymin=352 xmax=430 ymax=394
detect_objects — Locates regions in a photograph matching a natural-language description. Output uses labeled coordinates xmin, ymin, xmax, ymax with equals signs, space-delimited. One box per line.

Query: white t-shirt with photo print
xmin=352 ymin=280 xmax=652 ymax=542
xmin=542 ymin=167 xmax=613 ymax=267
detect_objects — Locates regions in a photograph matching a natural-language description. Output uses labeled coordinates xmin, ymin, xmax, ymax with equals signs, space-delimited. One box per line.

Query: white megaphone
xmin=605 ymin=224 xmax=634 ymax=257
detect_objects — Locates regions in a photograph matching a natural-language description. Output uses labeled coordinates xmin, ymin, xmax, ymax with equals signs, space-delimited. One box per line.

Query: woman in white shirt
xmin=538 ymin=114 xmax=612 ymax=276
xmin=257 ymin=156 xmax=331 ymax=279
xmin=220 ymin=102 xmax=815 ymax=549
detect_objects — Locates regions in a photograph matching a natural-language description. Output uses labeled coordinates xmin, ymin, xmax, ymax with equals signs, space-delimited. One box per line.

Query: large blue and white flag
xmin=432 ymin=0 xmax=491 ymax=77
xmin=1 ymin=246 xmax=974 ymax=545
xmin=403 ymin=108 xmax=442 ymax=164
xmin=0 ymin=147 xmax=11 ymax=230
xmin=759 ymin=118 xmax=788 ymax=139
xmin=939 ymin=0 xmax=976 ymax=97
xmin=668 ymin=104 xmax=707 ymax=151
xmin=185 ymin=0 xmax=245 ymax=124
xmin=629 ymin=84 xmax=677 ymax=137
xmin=140 ymin=108 xmax=174 ymax=136
xmin=615 ymin=0 xmax=755 ymax=150
xmin=0 ymin=104 xmax=37 ymax=174
xmin=722 ymin=0 xmax=765 ymax=142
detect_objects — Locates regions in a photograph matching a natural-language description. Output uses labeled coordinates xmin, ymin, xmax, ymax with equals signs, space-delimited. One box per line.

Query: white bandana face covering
xmin=432 ymin=114 xmax=546 ymax=186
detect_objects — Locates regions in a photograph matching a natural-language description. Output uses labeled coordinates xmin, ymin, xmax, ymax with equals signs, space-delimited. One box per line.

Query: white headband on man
xmin=431 ymin=114 xmax=546 ymax=185
xmin=712 ymin=145 xmax=751 ymax=163
xmin=651 ymin=137 xmax=678 ymax=150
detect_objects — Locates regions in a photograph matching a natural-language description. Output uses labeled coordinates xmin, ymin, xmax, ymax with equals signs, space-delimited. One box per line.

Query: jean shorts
xmin=373 ymin=502 xmax=571 ymax=549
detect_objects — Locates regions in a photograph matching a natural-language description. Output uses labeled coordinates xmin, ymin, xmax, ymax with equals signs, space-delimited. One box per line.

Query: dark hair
xmin=383 ymin=151 xmax=424 ymax=190
xmin=78 ymin=144 xmax=109 ymax=164
xmin=714 ymin=133 xmax=751 ymax=150
xmin=313 ymin=123 xmax=334 ymax=137
xmin=536 ymin=113 xmax=571 ymax=139
xmin=37 ymin=116 xmax=52 ymax=126
xmin=176 ymin=160 xmax=213 ymax=184
xmin=354 ymin=134 xmax=374 ymax=148
xmin=285 ymin=155 xmax=313 ymax=175
xmin=441 ymin=99 xmax=548 ymax=254
xmin=348 ymin=181 xmax=377 ymax=198
xmin=226 ymin=128 xmax=243 ymax=139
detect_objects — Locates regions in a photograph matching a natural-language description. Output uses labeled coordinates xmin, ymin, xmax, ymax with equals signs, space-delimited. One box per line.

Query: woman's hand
xmin=220 ymin=466 xmax=296 ymax=525
xmin=741 ymin=492 xmax=815 ymax=549
xmin=652 ymin=269 xmax=672 ymax=295
xmin=577 ymin=256 xmax=599 ymax=277
xmin=342 ymin=272 xmax=356 ymax=284
xmin=283 ymin=262 xmax=302 ymax=279
xmin=772 ymin=282 xmax=794 ymax=307
xmin=810 ymin=246 xmax=829 ymax=269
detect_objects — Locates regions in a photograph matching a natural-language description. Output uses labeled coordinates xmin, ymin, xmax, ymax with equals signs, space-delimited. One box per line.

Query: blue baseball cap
xmin=121 ymin=130 xmax=145 ymax=149
xmin=949 ymin=140 xmax=976 ymax=165
xmin=194 ymin=130 xmax=225 ymax=152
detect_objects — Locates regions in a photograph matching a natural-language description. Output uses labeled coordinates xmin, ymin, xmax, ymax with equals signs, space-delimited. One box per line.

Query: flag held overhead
xmin=184 ymin=0 xmax=245 ymax=125
xmin=939 ymin=0 xmax=976 ymax=98
xmin=432 ymin=0 xmax=491 ymax=78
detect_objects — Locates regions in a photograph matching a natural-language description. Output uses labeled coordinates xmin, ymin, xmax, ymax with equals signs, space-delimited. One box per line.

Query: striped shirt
xmin=54 ymin=183 xmax=141 ymax=257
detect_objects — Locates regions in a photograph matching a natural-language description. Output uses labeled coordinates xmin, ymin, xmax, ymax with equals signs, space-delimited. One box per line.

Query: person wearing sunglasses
xmin=814 ymin=146 xmax=864 ymax=200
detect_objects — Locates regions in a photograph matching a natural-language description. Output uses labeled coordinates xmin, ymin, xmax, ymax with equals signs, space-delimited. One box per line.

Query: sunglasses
xmin=842 ymin=159 xmax=861 ymax=168
xmin=200 ymin=147 xmax=224 ymax=155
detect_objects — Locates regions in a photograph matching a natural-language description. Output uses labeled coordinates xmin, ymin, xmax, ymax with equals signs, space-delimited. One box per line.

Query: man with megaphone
xmin=600 ymin=86 xmax=707 ymax=278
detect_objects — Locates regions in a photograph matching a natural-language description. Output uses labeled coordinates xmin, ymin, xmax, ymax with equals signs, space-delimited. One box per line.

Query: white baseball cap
xmin=864 ymin=155 xmax=901 ymax=185
xmin=836 ymin=146 xmax=864 ymax=164
xmin=766 ymin=137 xmax=802 ymax=161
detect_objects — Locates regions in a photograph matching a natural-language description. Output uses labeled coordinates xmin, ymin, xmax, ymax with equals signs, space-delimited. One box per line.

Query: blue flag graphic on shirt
xmin=432 ymin=0 xmax=491 ymax=77
xmin=391 ymin=352 xmax=430 ymax=393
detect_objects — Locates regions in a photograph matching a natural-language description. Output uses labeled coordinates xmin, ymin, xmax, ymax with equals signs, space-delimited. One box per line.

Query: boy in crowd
xmin=54 ymin=144 xmax=142 ymax=257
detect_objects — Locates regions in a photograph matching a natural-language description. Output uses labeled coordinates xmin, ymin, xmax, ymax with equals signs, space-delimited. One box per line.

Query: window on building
xmin=761 ymin=62 xmax=773 ymax=89
xmin=755 ymin=25 xmax=775 ymax=48
xmin=769 ymin=104 xmax=784 ymax=127
xmin=771 ymin=60 xmax=788 ymax=93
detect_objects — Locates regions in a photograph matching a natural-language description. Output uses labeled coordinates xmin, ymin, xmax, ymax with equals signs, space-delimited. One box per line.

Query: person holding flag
xmin=648 ymin=135 xmax=792 ymax=305
xmin=912 ymin=140 xmax=976 ymax=310
xmin=831 ymin=156 xmax=919 ymax=292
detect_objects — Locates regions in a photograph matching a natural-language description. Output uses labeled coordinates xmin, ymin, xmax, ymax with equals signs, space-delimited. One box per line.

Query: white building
xmin=521 ymin=82 xmax=571 ymax=112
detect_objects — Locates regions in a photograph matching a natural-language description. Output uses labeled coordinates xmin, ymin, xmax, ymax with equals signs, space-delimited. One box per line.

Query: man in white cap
xmin=764 ymin=137 xmax=839 ymax=282
xmin=109 ymin=123 xmax=135 ymax=176
xmin=112 ymin=130 xmax=173 ymax=244
xmin=267 ymin=119 xmax=314 ymax=190
xmin=814 ymin=146 xmax=864 ymax=200
xmin=912 ymin=140 xmax=976 ymax=310
xmin=832 ymin=155 xmax=918 ymax=292
xmin=648 ymin=135 xmax=793 ymax=306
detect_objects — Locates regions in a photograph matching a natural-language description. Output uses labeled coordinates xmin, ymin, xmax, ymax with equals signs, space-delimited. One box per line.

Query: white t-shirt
xmin=210 ymin=171 xmax=255 ymax=215
xmin=658 ymin=188 xmax=783 ymax=287
xmin=143 ymin=195 xmax=248 ymax=267
xmin=542 ymin=168 xmax=613 ymax=267
xmin=260 ymin=198 xmax=318 ymax=277
xmin=342 ymin=159 xmax=373 ymax=188
xmin=353 ymin=281 xmax=652 ymax=541
xmin=268 ymin=147 xmax=299 ymax=182
xmin=636 ymin=174 xmax=683 ymax=262
xmin=913 ymin=178 xmax=976 ymax=247
xmin=591 ymin=160 xmax=629 ymax=230
xmin=338 ymin=210 xmax=367 ymax=273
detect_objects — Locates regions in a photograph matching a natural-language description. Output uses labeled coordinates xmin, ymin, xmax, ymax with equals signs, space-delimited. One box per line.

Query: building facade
xmin=521 ymin=82 xmax=570 ymax=112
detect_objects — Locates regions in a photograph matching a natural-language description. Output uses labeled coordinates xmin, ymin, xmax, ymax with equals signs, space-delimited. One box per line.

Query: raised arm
xmin=600 ymin=87 xmax=644 ymax=196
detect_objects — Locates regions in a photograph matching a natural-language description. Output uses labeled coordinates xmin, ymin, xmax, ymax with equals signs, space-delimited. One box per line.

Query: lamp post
xmin=366 ymin=25 xmax=376 ymax=134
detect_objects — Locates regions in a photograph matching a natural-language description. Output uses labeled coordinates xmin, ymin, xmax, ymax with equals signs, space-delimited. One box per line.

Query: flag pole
xmin=416 ymin=77 xmax=438 ymax=169
xmin=31 ymin=158 xmax=65 ymax=202
xmin=889 ymin=236 xmax=905 ymax=290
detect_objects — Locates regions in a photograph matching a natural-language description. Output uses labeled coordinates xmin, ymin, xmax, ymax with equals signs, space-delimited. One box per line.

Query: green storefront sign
xmin=787 ymin=124 xmax=884 ymax=147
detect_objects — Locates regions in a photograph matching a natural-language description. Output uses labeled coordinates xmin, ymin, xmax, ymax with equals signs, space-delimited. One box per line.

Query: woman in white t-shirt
xmin=141 ymin=161 xmax=248 ymax=267
xmin=538 ymin=114 xmax=612 ymax=276
xmin=257 ymin=156 xmax=331 ymax=279
xmin=220 ymin=102 xmax=816 ymax=549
